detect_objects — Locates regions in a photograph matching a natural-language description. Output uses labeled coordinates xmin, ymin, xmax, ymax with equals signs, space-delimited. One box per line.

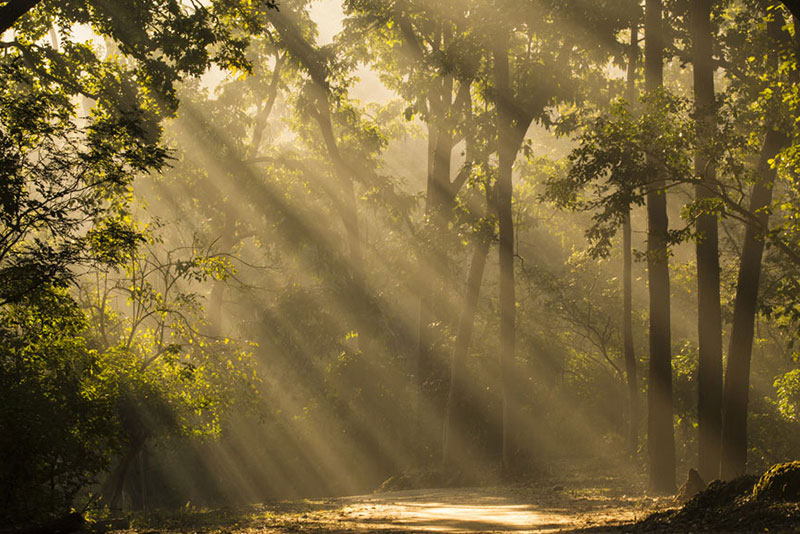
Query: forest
xmin=3 ymin=0 xmax=800 ymax=532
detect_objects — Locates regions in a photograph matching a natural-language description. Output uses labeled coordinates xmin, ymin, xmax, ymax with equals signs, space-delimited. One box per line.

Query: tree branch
xmin=0 ymin=0 xmax=41 ymax=35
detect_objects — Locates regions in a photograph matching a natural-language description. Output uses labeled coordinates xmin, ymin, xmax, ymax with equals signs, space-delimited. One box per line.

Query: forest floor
xmin=123 ymin=484 xmax=668 ymax=534
xmin=117 ymin=462 xmax=800 ymax=534
xmin=120 ymin=460 xmax=671 ymax=534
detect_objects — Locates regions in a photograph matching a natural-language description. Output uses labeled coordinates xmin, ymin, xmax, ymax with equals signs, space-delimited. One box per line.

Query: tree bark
xmin=427 ymin=75 xmax=456 ymax=223
xmin=645 ymin=0 xmax=676 ymax=494
xmin=494 ymin=43 xmax=518 ymax=473
xmin=720 ymin=127 xmax=787 ymax=480
xmin=719 ymin=7 xmax=793 ymax=481
xmin=415 ymin=77 xmax=460 ymax=463
xmin=442 ymin=230 xmax=491 ymax=473
xmin=267 ymin=9 xmax=365 ymax=286
xmin=622 ymin=210 xmax=638 ymax=454
xmin=414 ymin=122 xmax=440 ymax=425
xmin=623 ymin=20 xmax=639 ymax=456
xmin=102 ymin=438 xmax=144 ymax=510
xmin=691 ymin=0 xmax=724 ymax=483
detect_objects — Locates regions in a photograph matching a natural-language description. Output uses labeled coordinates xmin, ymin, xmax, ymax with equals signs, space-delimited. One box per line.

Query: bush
xmin=0 ymin=288 xmax=119 ymax=524
xmin=753 ymin=461 xmax=800 ymax=502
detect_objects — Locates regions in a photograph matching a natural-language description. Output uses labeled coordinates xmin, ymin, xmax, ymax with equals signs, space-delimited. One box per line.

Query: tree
xmin=0 ymin=0 xmax=272 ymax=305
xmin=488 ymin=0 xmax=635 ymax=470
xmin=80 ymin=229 xmax=257 ymax=509
xmin=544 ymin=0 xmax=800 ymax=484
xmin=691 ymin=0 xmax=724 ymax=483
xmin=442 ymin=175 xmax=494 ymax=474
xmin=0 ymin=54 xmax=159 ymax=304
xmin=719 ymin=2 xmax=795 ymax=480
xmin=493 ymin=34 xmax=522 ymax=472
xmin=342 ymin=0 xmax=481 ymax=461
xmin=267 ymin=6 xmax=366 ymax=281
xmin=644 ymin=0 xmax=676 ymax=494
xmin=720 ymin=127 xmax=787 ymax=479
xmin=623 ymin=13 xmax=641 ymax=456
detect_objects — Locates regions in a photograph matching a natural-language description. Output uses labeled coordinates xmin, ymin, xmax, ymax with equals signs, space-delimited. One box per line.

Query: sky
xmin=308 ymin=0 xmax=344 ymax=44
xmin=308 ymin=0 xmax=395 ymax=102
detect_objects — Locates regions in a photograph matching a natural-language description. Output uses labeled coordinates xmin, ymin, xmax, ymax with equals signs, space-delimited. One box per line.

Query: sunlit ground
xmin=130 ymin=484 xmax=672 ymax=534
xmin=327 ymin=488 xmax=666 ymax=533
xmin=337 ymin=489 xmax=578 ymax=532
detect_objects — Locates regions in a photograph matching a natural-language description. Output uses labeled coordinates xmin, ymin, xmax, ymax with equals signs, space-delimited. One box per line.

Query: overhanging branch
xmin=0 ymin=0 xmax=42 ymax=35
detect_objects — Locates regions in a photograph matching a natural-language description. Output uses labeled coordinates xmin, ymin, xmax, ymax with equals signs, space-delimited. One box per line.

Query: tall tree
xmin=644 ymin=0 xmax=676 ymax=494
xmin=534 ymin=0 xmax=645 ymax=456
xmin=691 ymin=0 xmax=724 ymax=483
xmin=485 ymin=0 xmax=635 ymax=469
xmin=267 ymin=8 xmax=365 ymax=285
xmin=623 ymin=17 xmax=640 ymax=456
xmin=494 ymin=39 xmax=516 ymax=471
xmin=720 ymin=5 xmax=794 ymax=481
xmin=719 ymin=128 xmax=785 ymax=479
xmin=341 ymin=1 xmax=479 ymax=461
xmin=442 ymin=176 xmax=493 ymax=473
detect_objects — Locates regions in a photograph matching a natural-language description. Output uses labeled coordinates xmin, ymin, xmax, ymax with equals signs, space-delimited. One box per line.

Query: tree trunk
xmin=720 ymin=127 xmax=787 ymax=480
xmin=494 ymin=43 xmax=518 ymax=473
xmin=645 ymin=0 xmax=676 ymax=494
xmin=442 ymin=230 xmax=491 ymax=473
xmin=691 ymin=0 xmax=724 ymax=483
xmin=719 ymin=8 xmax=793 ymax=481
xmin=102 ymin=438 xmax=144 ymax=510
xmin=267 ymin=8 xmax=365 ymax=289
xmin=413 ymin=122 xmax=440 ymax=456
xmin=415 ymin=79 xmax=458 ymax=463
xmin=623 ymin=20 xmax=639 ymax=456
xmin=313 ymin=99 xmax=364 ymax=284
xmin=427 ymin=75 xmax=456 ymax=223
xmin=622 ymin=211 xmax=638 ymax=454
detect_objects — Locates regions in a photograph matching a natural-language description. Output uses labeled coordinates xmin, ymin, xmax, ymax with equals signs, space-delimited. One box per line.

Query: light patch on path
xmin=301 ymin=487 xmax=667 ymax=533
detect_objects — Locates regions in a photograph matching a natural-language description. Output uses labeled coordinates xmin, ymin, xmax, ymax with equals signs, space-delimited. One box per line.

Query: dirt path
xmin=247 ymin=486 xmax=671 ymax=534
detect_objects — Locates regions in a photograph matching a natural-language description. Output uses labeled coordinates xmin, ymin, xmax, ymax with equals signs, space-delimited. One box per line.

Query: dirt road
xmin=250 ymin=486 xmax=669 ymax=533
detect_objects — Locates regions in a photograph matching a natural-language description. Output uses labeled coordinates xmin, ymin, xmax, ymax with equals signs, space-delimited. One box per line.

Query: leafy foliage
xmin=0 ymin=287 xmax=118 ymax=522
xmin=545 ymin=90 xmax=694 ymax=258
xmin=0 ymin=0 xmax=273 ymax=521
